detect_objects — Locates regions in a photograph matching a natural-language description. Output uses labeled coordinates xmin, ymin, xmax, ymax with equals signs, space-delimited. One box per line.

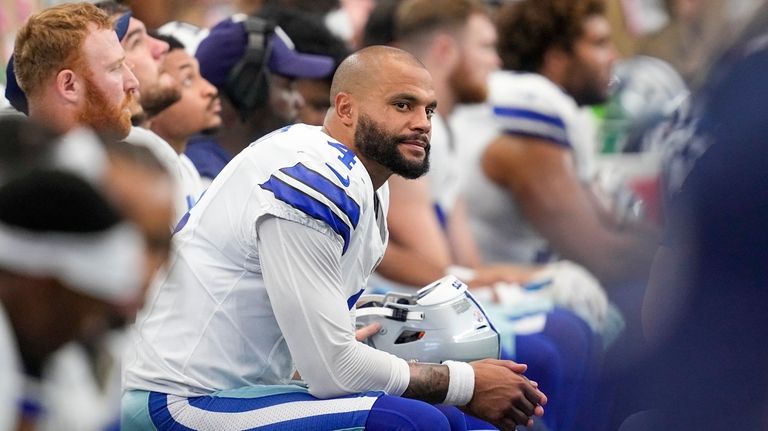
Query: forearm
xmin=519 ymin=180 xmax=656 ymax=284
xmin=294 ymin=337 xmax=410 ymax=398
xmin=401 ymin=363 xmax=450 ymax=404
xmin=548 ymin=218 xmax=655 ymax=284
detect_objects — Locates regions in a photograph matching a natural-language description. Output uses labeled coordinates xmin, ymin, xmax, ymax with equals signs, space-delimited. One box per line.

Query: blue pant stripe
xmin=147 ymin=391 xmax=380 ymax=431
xmin=148 ymin=392 xmax=195 ymax=431
xmin=187 ymin=391 xmax=320 ymax=413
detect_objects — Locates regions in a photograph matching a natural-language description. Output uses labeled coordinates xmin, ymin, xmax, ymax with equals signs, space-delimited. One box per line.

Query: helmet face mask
xmin=356 ymin=276 xmax=500 ymax=363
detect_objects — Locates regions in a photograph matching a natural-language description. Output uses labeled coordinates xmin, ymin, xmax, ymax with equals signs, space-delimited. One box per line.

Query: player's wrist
xmin=442 ymin=360 xmax=475 ymax=406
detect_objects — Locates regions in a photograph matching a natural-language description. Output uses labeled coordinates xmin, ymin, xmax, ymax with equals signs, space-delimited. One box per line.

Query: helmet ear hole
xmin=394 ymin=330 xmax=425 ymax=344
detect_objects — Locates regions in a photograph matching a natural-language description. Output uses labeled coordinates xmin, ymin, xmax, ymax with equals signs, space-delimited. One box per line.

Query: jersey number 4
xmin=326 ymin=141 xmax=356 ymax=187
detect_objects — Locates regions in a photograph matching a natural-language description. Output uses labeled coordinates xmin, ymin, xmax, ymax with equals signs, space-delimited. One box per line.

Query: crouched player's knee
xmin=366 ymin=395 xmax=453 ymax=431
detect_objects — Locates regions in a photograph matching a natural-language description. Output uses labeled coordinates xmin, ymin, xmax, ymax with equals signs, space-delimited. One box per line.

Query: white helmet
xmin=601 ymin=55 xmax=689 ymax=152
xmin=355 ymin=275 xmax=500 ymax=363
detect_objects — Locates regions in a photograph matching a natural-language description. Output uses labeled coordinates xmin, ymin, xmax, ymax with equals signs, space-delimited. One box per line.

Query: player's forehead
xmin=123 ymin=17 xmax=148 ymax=45
xmin=164 ymin=49 xmax=196 ymax=71
xmin=82 ymin=26 xmax=125 ymax=68
xmin=364 ymin=56 xmax=435 ymax=100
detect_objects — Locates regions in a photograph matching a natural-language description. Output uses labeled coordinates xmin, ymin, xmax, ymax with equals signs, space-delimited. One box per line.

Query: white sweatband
xmin=0 ymin=221 xmax=144 ymax=304
xmin=442 ymin=360 xmax=475 ymax=406
xmin=445 ymin=265 xmax=476 ymax=283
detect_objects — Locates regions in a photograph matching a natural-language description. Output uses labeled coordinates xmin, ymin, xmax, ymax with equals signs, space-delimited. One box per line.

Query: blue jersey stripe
xmin=434 ymin=203 xmax=448 ymax=231
xmin=280 ymin=163 xmax=360 ymax=228
xmin=493 ymin=106 xmax=566 ymax=130
xmin=501 ymin=129 xmax=571 ymax=148
xmin=260 ymin=176 xmax=352 ymax=253
xmin=347 ymin=288 xmax=365 ymax=310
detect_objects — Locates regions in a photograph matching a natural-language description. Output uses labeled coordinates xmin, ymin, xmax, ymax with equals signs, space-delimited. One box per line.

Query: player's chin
xmin=117 ymin=117 xmax=133 ymax=138
xmin=398 ymin=143 xmax=427 ymax=161
xmin=392 ymin=158 xmax=429 ymax=180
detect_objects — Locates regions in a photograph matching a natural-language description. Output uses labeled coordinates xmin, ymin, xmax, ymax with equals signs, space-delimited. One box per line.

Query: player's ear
xmin=433 ymin=33 xmax=459 ymax=69
xmin=56 ymin=69 xmax=81 ymax=104
xmin=334 ymin=92 xmax=354 ymax=127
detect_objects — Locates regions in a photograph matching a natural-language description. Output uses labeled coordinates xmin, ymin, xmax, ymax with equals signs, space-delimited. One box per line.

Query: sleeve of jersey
xmin=258 ymin=161 xmax=360 ymax=254
xmin=489 ymin=74 xmax=571 ymax=148
xmin=258 ymin=216 xmax=410 ymax=399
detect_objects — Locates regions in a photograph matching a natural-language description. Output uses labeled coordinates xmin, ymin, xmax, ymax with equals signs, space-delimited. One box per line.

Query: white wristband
xmin=442 ymin=360 xmax=475 ymax=406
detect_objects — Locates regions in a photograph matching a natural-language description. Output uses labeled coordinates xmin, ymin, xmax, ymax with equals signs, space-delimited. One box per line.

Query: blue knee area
xmin=541 ymin=308 xmax=603 ymax=431
xmin=514 ymin=331 xmax=562 ymax=431
xmin=434 ymin=405 xmax=468 ymax=431
xmin=366 ymin=395 xmax=451 ymax=431
xmin=434 ymin=406 xmax=498 ymax=430
xmin=461 ymin=412 xmax=498 ymax=430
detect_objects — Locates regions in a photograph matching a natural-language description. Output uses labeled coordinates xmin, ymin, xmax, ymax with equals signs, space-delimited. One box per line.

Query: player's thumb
xmin=355 ymin=322 xmax=382 ymax=341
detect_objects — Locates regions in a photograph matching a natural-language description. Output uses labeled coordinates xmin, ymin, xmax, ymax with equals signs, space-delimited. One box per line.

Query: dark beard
xmin=354 ymin=114 xmax=430 ymax=179
xmin=571 ymin=84 xmax=608 ymax=107
xmin=140 ymin=84 xmax=181 ymax=119
xmin=448 ymin=61 xmax=488 ymax=105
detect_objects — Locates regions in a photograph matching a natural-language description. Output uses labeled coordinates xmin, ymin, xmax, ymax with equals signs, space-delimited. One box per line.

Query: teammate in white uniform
xmin=459 ymin=0 xmax=656 ymax=288
xmin=125 ymin=127 xmax=205 ymax=225
xmin=465 ymin=71 xmax=598 ymax=265
xmin=123 ymin=46 xmax=546 ymax=431
xmin=5 ymin=1 xmax=200 ymax=228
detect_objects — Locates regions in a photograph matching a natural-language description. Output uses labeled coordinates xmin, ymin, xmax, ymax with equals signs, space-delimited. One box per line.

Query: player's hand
xmin=355 ymin=322 xmax=381 ymax=341
xmin=463 ymin=359 xmax=546 ymax=430
xmin=468 ymin=264 xmax=538 ymax=290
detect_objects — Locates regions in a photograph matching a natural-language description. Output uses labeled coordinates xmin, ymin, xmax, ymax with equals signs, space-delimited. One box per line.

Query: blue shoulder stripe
xmin=493 ymin=106 xmax=566 ymax=130
xmin=501 ymin=129 xmax=571 ymax=148
xmin=347 ymin=288 xmax=365 ymax=310
xmin=260 ymin=175 xmax=352 ymax=253
xmin=281 ymin=163 xmax=361 ymax=228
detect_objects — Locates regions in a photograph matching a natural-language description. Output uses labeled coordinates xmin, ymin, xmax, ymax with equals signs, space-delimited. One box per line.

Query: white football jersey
xmin=124 ymin=124 xmax=401 ymax=397
xmin=124 ymin=127 xmax=205 ymax=225
xmin=463 ymin=72 xmax=598 ymax=264
xmin=427 ymin=113 xmax=462 ymax=221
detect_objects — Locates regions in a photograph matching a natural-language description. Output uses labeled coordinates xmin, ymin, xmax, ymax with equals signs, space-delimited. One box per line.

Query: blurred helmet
xmin=355 ymin=275 xmax=500 ymax=363
xmin=157 ymin=21 xmax=210 ymax=56
xmin=601 ymin=55 xmax=690 ymax=153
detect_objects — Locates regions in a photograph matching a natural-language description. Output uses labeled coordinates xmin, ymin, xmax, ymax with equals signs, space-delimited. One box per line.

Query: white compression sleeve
xmin=258 ymin=216 xmax=410 ymax=399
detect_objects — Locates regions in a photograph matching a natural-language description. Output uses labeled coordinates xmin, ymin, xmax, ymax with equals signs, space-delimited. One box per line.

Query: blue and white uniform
xmin=463 ymin=72 xmax=598 ymax=265
xmin=427 ymin=113 xmax=462 ymax=226
xmin=125 ymin=127 xmax=206 ymax=226
xmin=454 ymin=73 xmax=605 ymax=431
xmin=123 ymin=124 xmax=460 ymax=431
